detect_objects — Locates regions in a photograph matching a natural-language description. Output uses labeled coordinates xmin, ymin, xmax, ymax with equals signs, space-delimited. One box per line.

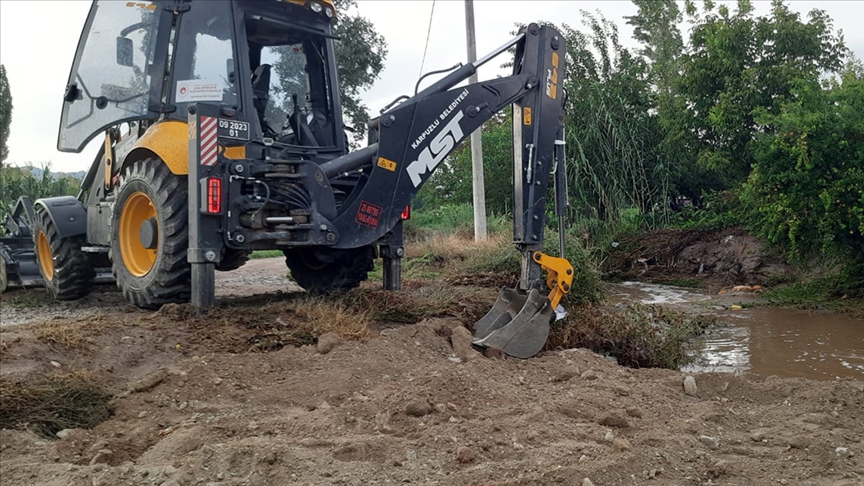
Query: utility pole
xmin=464 ymin=0 xmax=487 ymax=241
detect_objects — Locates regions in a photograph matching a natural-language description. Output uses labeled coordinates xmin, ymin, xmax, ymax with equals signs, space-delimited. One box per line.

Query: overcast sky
xmin=1 ymin=0 xmax=862 ymax=173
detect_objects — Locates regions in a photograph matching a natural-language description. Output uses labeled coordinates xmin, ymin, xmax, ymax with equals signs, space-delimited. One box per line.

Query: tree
xmin=743 ymin=64 xmax=864 ymax=280
xmin=0 ymin=64 xmax=12 ymax=166
xmin=558 ymin=12 xmax=671 ymax=222
xmin=677 ymin=0 xmax=847 ymax=183
xmin=331 ymin=0 xmax=387 ymax=139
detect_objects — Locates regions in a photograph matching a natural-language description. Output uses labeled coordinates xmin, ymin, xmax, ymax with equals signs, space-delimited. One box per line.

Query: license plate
xmin=217 ymin=119 xmax=250 ymax=141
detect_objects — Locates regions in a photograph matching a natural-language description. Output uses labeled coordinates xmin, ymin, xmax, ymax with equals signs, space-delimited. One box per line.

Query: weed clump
xmin=0 ymin=372 xmax=114 ymax=438
xmin=547 ymin=303 xmax=716 ymax=369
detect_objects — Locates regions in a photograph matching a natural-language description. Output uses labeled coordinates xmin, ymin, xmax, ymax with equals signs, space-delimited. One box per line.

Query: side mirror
xmin=116 ymin=37 xmax=134 ymax=67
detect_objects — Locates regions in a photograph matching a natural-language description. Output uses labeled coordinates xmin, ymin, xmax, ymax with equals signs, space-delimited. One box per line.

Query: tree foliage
xmin=742 ymin=66 xmax=864 ymax=267
xmin=677 ymin=0 xmax=847 ymax=182
xmin=332 ymin=0 xmax=387 ymax=138
xmin=0 ymin=165 xmax=81 ymax=218
xmin=0 ymin=64 xmax=12 ymax=165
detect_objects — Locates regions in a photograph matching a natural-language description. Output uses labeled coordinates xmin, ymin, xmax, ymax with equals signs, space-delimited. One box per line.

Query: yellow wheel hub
xmin=36 ymin=231 xmax=54 ymax=281
xmin=119 ymin=191 xmax=158 ymax=277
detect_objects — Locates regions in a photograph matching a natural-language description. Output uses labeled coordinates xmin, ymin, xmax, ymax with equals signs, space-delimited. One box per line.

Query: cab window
xmin=58 ymin=1 xmax=161 ymax=152
xmin=171 ymin=1 xmax=238 ymax=115
xmin=245 ymin=14 xmax=336 ymax=147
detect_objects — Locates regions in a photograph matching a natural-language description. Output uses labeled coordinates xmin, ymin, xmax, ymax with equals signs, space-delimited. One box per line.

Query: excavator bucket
xmin=473 ymin=252 xmax=573 ymax=359
xmin=472 ymin=288 xmax=553 ymax=359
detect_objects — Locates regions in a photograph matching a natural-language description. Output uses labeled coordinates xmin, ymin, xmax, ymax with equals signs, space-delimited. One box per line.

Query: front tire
xmin=111 ymin=159 xmax=190 ymax=309
xmin=284 ymin=246 xmax=376 ymax=295
xmin=32 ymin=205 xmax=94 ymax=300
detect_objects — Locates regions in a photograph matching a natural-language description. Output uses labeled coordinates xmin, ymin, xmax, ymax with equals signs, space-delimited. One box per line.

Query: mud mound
xmin=605 ymin=228 xmax=796 ymax=288
xmin=2 ymin=314 xmax=863 ymax=486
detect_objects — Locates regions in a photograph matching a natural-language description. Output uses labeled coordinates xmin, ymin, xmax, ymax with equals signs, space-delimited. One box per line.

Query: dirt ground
xmin=1 ymin=258 xmax=862 ymax=486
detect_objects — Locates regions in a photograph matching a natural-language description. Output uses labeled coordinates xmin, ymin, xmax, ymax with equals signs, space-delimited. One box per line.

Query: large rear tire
xmin=111 ymin=160 xmax=190 ymax=309
xmin=32 ymin=205 xmax=94 ymax=300
xmin=284 ymin=246 xmax=376 ymax=295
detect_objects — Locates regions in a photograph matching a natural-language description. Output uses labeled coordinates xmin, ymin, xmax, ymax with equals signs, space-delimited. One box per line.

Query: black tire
xmin=284 ymin=246 xmax=376 ymax=294
xmin=111 ymin=159 xmax=190 ymax=309
xmin=216 ymin=249 xmax=251 ymax=272
xmin=32 ymin=205 xmax=94 ymax=300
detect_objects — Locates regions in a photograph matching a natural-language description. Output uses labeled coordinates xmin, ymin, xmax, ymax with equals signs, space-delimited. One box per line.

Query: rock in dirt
xmin=835 ymin=447 xmax=853 ymax=459
xmin=626 ymin=407 xmax=643 ymax=418
xmin=699 ymin=435 xmax=720 ymax=449
xmin=598 ymin=412 xmax=630 ymax=428
xmin=484 ymin=346 xmax=505 ymax=359
xmin=581 ymin=370 xmax=599 ymax=381
xmin=787 ymin=435 xmax=811 ymax=449
xmin=582 ymin=479 xmax=596 ymax=486
xmin=683 ymin=376 xmax=698 ymax=397
xmin=456 ymin=446 xmax=476 ymax=464
xmin=89 ymin=449 xmax=114 ymax=466
xmin=450 ymin=326 xmax=481 ymax=362
xmin=55 ymin=429 xmax=79 ymax=440
xmin=708 ymin=460 xmax=728 ymax=478
xmin=127 ymin=369 xmax=169 ymax=393
xmin=613 ymin=438 xmax=633 ymax=452
xmin=405 ymin=400 xmax=432 ymax=417
xmin=316 ymin=332 xmax=342 ymax=354
xmin=750 ymin=430 xmax=767 ymax=442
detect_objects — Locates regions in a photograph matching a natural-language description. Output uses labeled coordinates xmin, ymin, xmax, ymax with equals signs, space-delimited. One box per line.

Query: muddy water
xmin=609 ymin=282 xmax=864 ymax=380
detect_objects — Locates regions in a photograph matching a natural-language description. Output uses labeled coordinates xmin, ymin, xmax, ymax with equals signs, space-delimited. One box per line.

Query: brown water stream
xmin=609 ymin=282 xmax=864 ymax=380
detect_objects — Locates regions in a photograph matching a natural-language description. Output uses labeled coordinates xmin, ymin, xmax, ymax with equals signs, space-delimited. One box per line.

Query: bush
xmin=547 ymin=302 xmax=716 ymax=369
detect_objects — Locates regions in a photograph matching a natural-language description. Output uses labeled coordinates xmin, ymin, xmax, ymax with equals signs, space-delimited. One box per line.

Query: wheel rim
xmin=36 ymin=231 xmax=54 ymax=280
xmin=120 ymin=191 xmax=158 ymax=277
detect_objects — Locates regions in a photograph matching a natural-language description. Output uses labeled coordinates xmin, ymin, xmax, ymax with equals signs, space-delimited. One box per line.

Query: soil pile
xmin=1 ymin=308 xmax=862 ymax=485
xmin=604 ymin=228 xmax=796 ymax=289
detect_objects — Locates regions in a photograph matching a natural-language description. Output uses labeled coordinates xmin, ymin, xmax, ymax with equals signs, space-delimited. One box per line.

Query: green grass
xmin=762 ymin=277 xmax=864 ymax=318
xmin=251 ymin=250 xmax=283 ymax=259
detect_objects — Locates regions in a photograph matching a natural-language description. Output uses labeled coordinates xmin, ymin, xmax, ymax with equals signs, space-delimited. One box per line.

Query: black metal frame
xmin=183 ymin=23 xmax=566 ymax=306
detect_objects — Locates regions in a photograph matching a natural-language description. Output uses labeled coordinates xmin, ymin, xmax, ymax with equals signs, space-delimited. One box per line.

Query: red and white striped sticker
xmin=200 ymin=116 xmax=218 ymax=166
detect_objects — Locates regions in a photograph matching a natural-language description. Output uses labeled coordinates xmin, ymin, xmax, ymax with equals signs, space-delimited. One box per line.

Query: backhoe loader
xmin=0 ymin=0 xmax=572 ymax=358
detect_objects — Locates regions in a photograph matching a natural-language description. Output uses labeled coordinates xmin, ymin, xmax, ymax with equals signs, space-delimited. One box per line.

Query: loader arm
xmin=317 ymin=23 xmax=569 ymax=357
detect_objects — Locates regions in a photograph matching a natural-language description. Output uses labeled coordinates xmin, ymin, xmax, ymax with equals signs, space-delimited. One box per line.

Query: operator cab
xmin=58 ymin=0 xmax=345 ymax=157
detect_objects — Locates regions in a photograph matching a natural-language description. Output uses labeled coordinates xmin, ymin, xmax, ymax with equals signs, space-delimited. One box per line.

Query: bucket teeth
xmin=472 ymin=288 xmax=553 ymax=359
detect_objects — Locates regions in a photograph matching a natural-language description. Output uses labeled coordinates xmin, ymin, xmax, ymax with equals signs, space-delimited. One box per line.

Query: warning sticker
xmin=176 ymin=80 xmax=223 ymax=103
xmin=377 ymin=157 xmax=397 ymax=172
xmin=356 ymin=200 xmax=382 ymax=229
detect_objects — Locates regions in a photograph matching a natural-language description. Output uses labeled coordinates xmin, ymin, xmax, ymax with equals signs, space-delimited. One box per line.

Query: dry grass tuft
xmin=31 ymin=320 xmax=95 ymax=350
xmin=0 ymin=371 xmax=114 ymax=437
xmin=292 ymin=299 xmax=371 ymax=340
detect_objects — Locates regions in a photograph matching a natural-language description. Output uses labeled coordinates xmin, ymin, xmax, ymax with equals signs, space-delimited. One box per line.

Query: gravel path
xmin=0 ymin=258 xmax=300 ymax=327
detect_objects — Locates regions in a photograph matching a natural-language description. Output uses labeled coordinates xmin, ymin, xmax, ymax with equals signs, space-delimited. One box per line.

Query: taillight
xmin=206 ymin=177 xmax=222 ymax=214
xmin=400 ymin=205 xmax=411 ymax=220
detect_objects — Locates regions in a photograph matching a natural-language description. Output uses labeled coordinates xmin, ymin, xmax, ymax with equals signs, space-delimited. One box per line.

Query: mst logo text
xmin=406 ymin=111 xmax=465 ymax=187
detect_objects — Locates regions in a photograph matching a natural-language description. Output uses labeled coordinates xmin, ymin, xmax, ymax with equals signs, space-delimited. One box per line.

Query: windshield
xmin=58 ymin=1 xmax=161 ymax=152
xmin=245 ymin=14 xmax=336 ymax=147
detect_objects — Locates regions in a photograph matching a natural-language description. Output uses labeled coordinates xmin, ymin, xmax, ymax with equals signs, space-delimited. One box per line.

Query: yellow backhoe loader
xmin=0 ymin=0 xmax=572 ymax=358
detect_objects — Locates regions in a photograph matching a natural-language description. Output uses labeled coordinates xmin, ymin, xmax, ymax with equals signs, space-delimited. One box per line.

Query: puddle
xmin=610 ymin=282 xmax=864 ymax=380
